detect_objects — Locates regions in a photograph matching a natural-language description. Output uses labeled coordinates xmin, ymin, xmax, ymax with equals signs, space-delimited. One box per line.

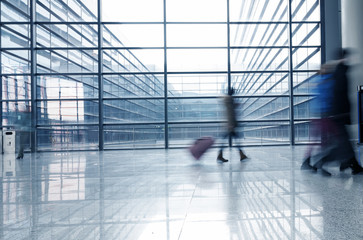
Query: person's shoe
xmin=239 ymin=150 xmax=247 ymax=161
xmin=217 ymin=151 xmax=228 ymax=163
xmin=16 ymin=154 xmax=23 ymax=159
xmin=339 ymin=162 xmax=351 ymax=172
xmin=351 ymin=160 xmax=363 ymax=175
xmin=301 ymin=157 xmax=314 ymax=170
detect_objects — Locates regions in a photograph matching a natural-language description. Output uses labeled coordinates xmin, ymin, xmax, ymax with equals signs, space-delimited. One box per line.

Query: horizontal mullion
xmin=231 ymin=70 xmax=289 ymax=74
xmin=1 ymin=73 xmax=30 ymax=76
xmin=291 ymin=45 xmax=321 ymax=49
xmin=230 ymin=46 xmax=289 ymax=49
xmin=229 ymin=21 xmax=289 ymax=24
xmin=103 ymin=97 xmax=164 ymax=101
xmin=168 ymin=119 xmax=290 ymax=125
xmin=291 ymin=21 xmax=321 ymax=24
xmin=0 ymin=22 xmax=30 ymax=25
xmin=35 ymin=72 xmax=97 ymax=76
xmin=36 ymin=98 xmax=99 ymax=102
xmin=35 ymin=47 xmax=98 ymax=51
xmin=104 ymin=122 xmax=165 ymax=126
xmin=0 ymin=21 xmax=321 ymax=25
xmin=294 ymin=118 xmax=320 ymax=122
xmin=1 ymin=47 xmax=31 ymax=51
xmin=292 ymin=69 xmax=319 ymax=73
xmin=0 ymin=99 xmax=31 ymax=102
xmin=37 ymin=123 xmax=99 ymax=127
xmin=34 ymin=21 xmax=98 ymax=25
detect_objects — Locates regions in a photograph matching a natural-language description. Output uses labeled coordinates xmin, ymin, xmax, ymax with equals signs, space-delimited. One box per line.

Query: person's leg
xmin=17 ymin=131 xmax=25 ymax=159
xmin=231 ymin=131 xmax=247 ymax=161
xmin=217 ymin=132 xmax=229 ymax=162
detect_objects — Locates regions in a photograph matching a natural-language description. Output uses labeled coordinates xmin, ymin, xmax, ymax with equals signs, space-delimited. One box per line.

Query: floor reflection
xmin=0 ymin=146 xmax=362 ymax=239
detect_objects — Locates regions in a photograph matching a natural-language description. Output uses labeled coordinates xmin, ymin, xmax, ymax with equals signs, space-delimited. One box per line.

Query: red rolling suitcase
xmin=189 ymin=136 xmax=215 ymax=160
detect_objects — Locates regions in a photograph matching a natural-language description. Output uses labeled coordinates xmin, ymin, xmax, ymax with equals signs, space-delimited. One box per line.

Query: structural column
xmin=341 ymin=0 xmax=363 ymax=139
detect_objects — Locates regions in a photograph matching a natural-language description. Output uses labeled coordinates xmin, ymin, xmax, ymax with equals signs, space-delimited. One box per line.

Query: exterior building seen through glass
xmin=0 ymin=0 xmax=322 ymax=151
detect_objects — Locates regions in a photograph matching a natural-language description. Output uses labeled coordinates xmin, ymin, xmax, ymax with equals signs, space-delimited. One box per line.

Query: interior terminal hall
xmin=0 ymin=0 xmax=362 ymax=239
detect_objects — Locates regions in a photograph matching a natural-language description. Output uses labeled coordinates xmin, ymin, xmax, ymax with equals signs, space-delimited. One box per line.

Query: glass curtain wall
xmin=0 ymin=0 xmax=321 ymax=151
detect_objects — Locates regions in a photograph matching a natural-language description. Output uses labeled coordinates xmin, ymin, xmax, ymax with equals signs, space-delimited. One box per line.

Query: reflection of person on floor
xmin=217 ymin=87 xmax=247 ymax=163
xmin=16 ymin=104 xmax=31 ymax=159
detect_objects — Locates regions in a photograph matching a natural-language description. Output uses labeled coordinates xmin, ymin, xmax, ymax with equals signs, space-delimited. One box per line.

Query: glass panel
xmin=37 ymin=75 xmax=99 ymax=99
xmin=292 ymin=47 xmax=320 ymax=70
xmin=2 ymin=101 xmax=31 ymax=126
xmin=294 ymin=96 xmax=316 ymax=119
xmin=37 ymin=125 xmax=99 ymax=151
xmin=292 ymin=23 xmax=321 ymax=46
xmin=168 ymin=98 xmax=223 ymax=122
xmin=36 ymin=0 xmax=97 ymax=22
xmin=2 ymin=75 xmax=31 ymax=100
xmin=37 ymin=49 xmax=98 ymax=74
xmin=102 ymin=0 xmax=163 ymax=22
xmin=293 ymin=72 xmax=317 ymax=94
xmin=168 ymin=123 xmax=225 ymax=148
xmin=167 ymin=49 xmax=227 ymax=72
xmin=291 ymin=0 xmax=320 ymax=21
xmin=231 ymin=73 xmax=289 ymax=95
xmin=166 ymin=0 xmax=227 ymax=22
xmin=294 ymin=120 xmax=321 ymax=144
xmin=231 ymin=48 xmax=289 ymax=71
xmin=167 ymin=24 xmax=227 ymax=47
xmin=167 ymin=74 xmax=227 ymax=97
xmin=37 ymin=24 xmax=98 ymax=48
xmin=238 ymin=97 xmax=290 ymax=121
xmin=103 ymin=24 xmax=163 ymax=48
xmin=103 ymin=49 xmax=164 ymax=73
xmin=230 ymin=24 xmax=288 ymax=47
xmin=103 ymin=74 xmax=164 ymax=98
xmin=229 ymin=0 xmax=288 ymax=22
xmin=1 ymin=25 xmax=30 ymax=48
xmin=37 ymin=100 xmax=99 ymax=125
xmin=1 ymin=1 xmax=30 ymax=22
xmin=103 ymin=99 xmax=165 ymax=124
xmin=104 ymin=125 xmax=165 ymax=149
xmin=1 ymin=50 xmax=30 ymax=74
xmin=233 ymin=121 xmax=290 ymax=146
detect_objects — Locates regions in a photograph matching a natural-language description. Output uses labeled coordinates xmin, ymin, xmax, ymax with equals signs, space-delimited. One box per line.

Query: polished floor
xmin=1 ymin=146 xmax=362 ymax=240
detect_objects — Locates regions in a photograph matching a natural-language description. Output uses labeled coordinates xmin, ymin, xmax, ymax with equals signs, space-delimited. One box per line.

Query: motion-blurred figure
xmin=330 ymin=49 xmax=363 ymax=174
xmin=311 ymin=49 xmax=363 ymax=175
xmin=217 ymin=87 xmax=247 ymax=163
xmin=301 ymin=62 xmax=337 ymax=175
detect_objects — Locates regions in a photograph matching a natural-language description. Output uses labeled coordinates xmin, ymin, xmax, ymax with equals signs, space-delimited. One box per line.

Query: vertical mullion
xmin=227 ymin=0 xmax=232 ymax=147
xmin=0 ymin=2 xmax=2 ymax=133
xmin=98 ymin=0 xmax=104 ymax=150
xmin=288 ymin=0 xmax=295 ymax=145
xmin=30 ymin=0 xmax=37 ymax=152
xmin=164 ymin=0 xmax=168 ymax=148
xmin=320 ymin=0 xmax=326 ymax=64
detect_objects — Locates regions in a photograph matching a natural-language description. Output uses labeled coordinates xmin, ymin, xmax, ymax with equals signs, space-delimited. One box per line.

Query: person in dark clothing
xmin=217 ymin=88 xmax=247 ymax=163
xmin=313 ymin=49 xmax=363 ymax=175
xmin=301 ymin=62 xmax=337 ymax=174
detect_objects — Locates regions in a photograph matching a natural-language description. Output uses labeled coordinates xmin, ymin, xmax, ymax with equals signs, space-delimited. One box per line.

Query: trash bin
xmin=3 ymin=130 xmax=16 ymax=154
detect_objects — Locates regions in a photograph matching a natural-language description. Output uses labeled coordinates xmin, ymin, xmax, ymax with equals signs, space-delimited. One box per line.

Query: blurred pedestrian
xmin=301 ymin=62 xmax=337 ymax=175
xmin=330 ymin=49 xmax=363 ymax=174
xmin=217 ymin=87 xmax=247 ymax=163
xmin=312 ymin=48 xmax=363 ymax=175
